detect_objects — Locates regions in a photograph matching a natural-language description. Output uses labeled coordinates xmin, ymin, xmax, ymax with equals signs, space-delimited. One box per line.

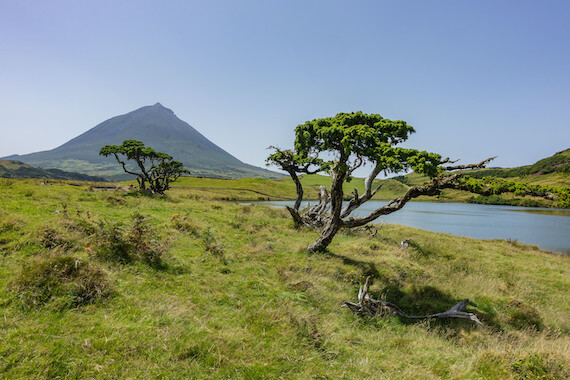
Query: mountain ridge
xmin=3 ymin=103 xmax=282 ymax=180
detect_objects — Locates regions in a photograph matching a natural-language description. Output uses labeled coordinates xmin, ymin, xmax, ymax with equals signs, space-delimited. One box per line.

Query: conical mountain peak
xmin=3 ymin=104 xmax=282 ymax=180
xmin=150 ymin=102 xmax=170 ymax=111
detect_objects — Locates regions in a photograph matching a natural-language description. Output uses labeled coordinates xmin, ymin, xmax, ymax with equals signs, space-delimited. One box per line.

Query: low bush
xmin=506 ymin=299 xmax=543 ymax=331
xmin=93 ymin=212 xmax=166 ymax=267
xmin=170 ymin=213 xmax=200 ymax=235
xmin=37 ymin=225 xmax=72 ymax=250
xmin=200 ymin=227 xmax=226 ymax=261
xmin=10 ymin=255 xmax=111 ymax=310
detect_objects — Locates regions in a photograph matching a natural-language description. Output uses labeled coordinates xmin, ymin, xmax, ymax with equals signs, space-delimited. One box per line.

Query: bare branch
xmin=342 ymin=173 xmax=465 ymax=228
xmin=347 ymin=156 xmax=363 ymax=176
xmin=340 ymin=163 xmax=384 ymax=218
xmin=364 ymin=163 xmax=382 ymax=196
xmin=439 ymin=157 xmax=459 ymax=165
xmin=443 ymin=157 xmax=496 ymax=171
xmin=343 ymin=276 xmax=482 ymax=324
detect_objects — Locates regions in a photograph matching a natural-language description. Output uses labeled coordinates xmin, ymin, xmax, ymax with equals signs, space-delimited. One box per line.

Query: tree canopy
xmin=268 ymin=111 xmax=563 ymax=252
xmin=100 ymin=140 xmax=189 ymax=194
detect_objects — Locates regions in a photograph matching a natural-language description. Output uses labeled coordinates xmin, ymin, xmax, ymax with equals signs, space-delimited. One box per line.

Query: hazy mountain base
xmin=0 ymin=179 xmax=568 ymax=379
xmin=3 ymin=103 xmax=284 ymax=180
xmin=0 ymin=159 xmax=107 ymax=182
xmin=30 ymin=159 xmax=281 ymax=181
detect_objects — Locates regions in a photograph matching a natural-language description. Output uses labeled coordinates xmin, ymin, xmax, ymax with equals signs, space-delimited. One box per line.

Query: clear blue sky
xmin=1 ymin=0 xmax=569 ymax=175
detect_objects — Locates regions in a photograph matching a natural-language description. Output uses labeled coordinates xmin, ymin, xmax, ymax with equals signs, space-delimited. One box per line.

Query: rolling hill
xmin=388 ymin=149 xmax=570 ymax=207
xmin=3 ymin=103 xmax=282 ymax=180
xmin=466 ymin=148 xmax=570 ymax=187
xmin=0 ymin=159 xmax=107 ymax=181
xmin=392 ymin=149 xmax=570 ymax=187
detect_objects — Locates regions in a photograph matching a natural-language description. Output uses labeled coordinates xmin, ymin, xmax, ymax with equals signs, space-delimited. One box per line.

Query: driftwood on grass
xmin=342 ymin=276 xmax=482 ymax=325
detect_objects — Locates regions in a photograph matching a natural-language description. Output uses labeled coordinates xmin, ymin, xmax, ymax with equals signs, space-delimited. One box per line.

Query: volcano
xmin=4 ymin=103 xmax=282 ymax=180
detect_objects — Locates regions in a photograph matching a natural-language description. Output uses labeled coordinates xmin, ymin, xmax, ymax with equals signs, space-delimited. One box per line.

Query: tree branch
xmin=341 ymin=163 xmax=384 ymax=218
xmin=443 ymin=157 xmax=496 ymax=171
xmin=343 ymin=277 xmax=482 ymax=324
xmin=342 ymin=173 xmax=466 ymax=228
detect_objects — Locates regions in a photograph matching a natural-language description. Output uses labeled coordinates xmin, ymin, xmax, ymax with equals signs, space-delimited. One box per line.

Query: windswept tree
xmin=100 ymin=140 xmax=189 ymax=194
xmin=268 ymin=111 xmax=563 ymax=252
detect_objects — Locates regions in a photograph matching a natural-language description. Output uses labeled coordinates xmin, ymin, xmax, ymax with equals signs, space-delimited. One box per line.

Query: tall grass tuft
xmin=93 ymin=212 xmax=166 ymax=267
xmin=10 ymin=255 xmax=111 ymax=310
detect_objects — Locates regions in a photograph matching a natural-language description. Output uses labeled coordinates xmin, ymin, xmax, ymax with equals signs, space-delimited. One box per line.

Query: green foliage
xmin=100 ymin=140 xmax=189 ymax=194
xmin=467 ymin=194 xmax=545 ymax=208
xmin=200 ymin=227 xmax=226 ymax=262
xmin=266 ymin=147 xmax=327 ymax=173
xmin=460 ymin=176 xmax=570 ymax=208
xmin=10 ymin=256 xmax=111 ymax=310
xmin=292 ymin=111 xmax=443 ymax=177
xmin=0 ymin=179 xmax=568 ymax=378
xmin=93 ymin=212 xmax=165 ymax=266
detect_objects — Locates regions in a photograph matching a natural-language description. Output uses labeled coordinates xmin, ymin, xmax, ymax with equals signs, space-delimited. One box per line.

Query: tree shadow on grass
xmin=327 ymin=249 xmax=503 ymax=331
xmin=325 ymin=251 xmax=380 ymax=279
xmin=373 ymin=283 xmax=504 ymax=330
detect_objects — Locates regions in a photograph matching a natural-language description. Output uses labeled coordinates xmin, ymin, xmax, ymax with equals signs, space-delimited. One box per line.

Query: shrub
xmin=170 ymin=213 xmax=200 ymax=235
xmin=38 ymin=225 xmax=72 ymax=250
xmin=128 ymin=212 xmax=164 ymax=266
xmin=506 ymin=299 xmax=543 ymax=330
xmin=11 ymin=256 xmax=111 ymax=310
xmin=93 ymin=220 xmax=131 ymax=263
xmin=93 ymin=213 xmax=166 ymax=266
xmin=200 ymin=227 xmax=226 ymax=262
xmin=511 ymin=352 xmax=567 ymax=379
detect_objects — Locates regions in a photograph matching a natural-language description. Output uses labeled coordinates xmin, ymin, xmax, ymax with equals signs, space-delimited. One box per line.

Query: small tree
xmin=100 ymin=140 xmax=189 ymax=194
xmin=268 ymin=111 xmax=560 ymax=252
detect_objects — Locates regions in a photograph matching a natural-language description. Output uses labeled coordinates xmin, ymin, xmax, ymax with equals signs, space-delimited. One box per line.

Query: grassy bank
xmin=172 ymin=173 xmax=569 ymax=209
xmin=0 ymin=179 xmax=568 ymax=378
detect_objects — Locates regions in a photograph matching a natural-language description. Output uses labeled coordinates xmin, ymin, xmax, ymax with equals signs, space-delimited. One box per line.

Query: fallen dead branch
xmin=342 ymin=276 xmax=482 ymax=325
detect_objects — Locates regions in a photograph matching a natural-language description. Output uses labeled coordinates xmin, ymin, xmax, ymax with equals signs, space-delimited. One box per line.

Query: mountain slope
xmin=0 ymin=159 xmax=107 ymax=181
xmin=3 ymin=103 xmax=282 ymax=180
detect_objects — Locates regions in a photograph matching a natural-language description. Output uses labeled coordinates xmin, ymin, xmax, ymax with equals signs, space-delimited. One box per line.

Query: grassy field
xmin=171 ymin=175 xmax=409 ymax=202
xmin=0 ymin=178 xmax=569 ymax=379
xmin=171 ymin=172 xmax=569 ymax=209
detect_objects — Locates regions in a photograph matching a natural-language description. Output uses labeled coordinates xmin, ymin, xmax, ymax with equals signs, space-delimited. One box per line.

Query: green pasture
xmin=0 ymin=178 xmax=568 ymax=378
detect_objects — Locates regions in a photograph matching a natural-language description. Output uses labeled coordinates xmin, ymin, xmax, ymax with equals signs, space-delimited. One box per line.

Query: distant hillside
xmin=392 ymin=149 xmax=570 ymax=187
xmin=0 ymin=159 xmax=107 ymax=181
xmin=3 ymin=103 xmax=283 ymax=180
xmin=388 ymin=150 xmax=570 ymax=208
xmin=468 ymin=149 xmax=570 ymax=179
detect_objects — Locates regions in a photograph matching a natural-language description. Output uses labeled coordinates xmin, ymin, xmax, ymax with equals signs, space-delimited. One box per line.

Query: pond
xmin=251 ymin=201 xmax=570 ymax=254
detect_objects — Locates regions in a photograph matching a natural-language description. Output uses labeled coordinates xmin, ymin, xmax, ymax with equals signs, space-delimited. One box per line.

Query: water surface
xmin=252 ymin=201 xmax=570 ymax=253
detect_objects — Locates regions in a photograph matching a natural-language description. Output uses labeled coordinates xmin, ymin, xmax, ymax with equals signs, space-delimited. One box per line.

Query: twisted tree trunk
xmin=308 ymin=168 xmax=346 ymax=252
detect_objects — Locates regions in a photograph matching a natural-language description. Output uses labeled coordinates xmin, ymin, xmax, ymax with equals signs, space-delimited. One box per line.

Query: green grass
xmin=173 ymin=170 xmax=569 ymax=209
xmin=173 ymin=174 xmax=410 ymax=202
xmin=0 ymin=179 xmax=568 ymax=378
